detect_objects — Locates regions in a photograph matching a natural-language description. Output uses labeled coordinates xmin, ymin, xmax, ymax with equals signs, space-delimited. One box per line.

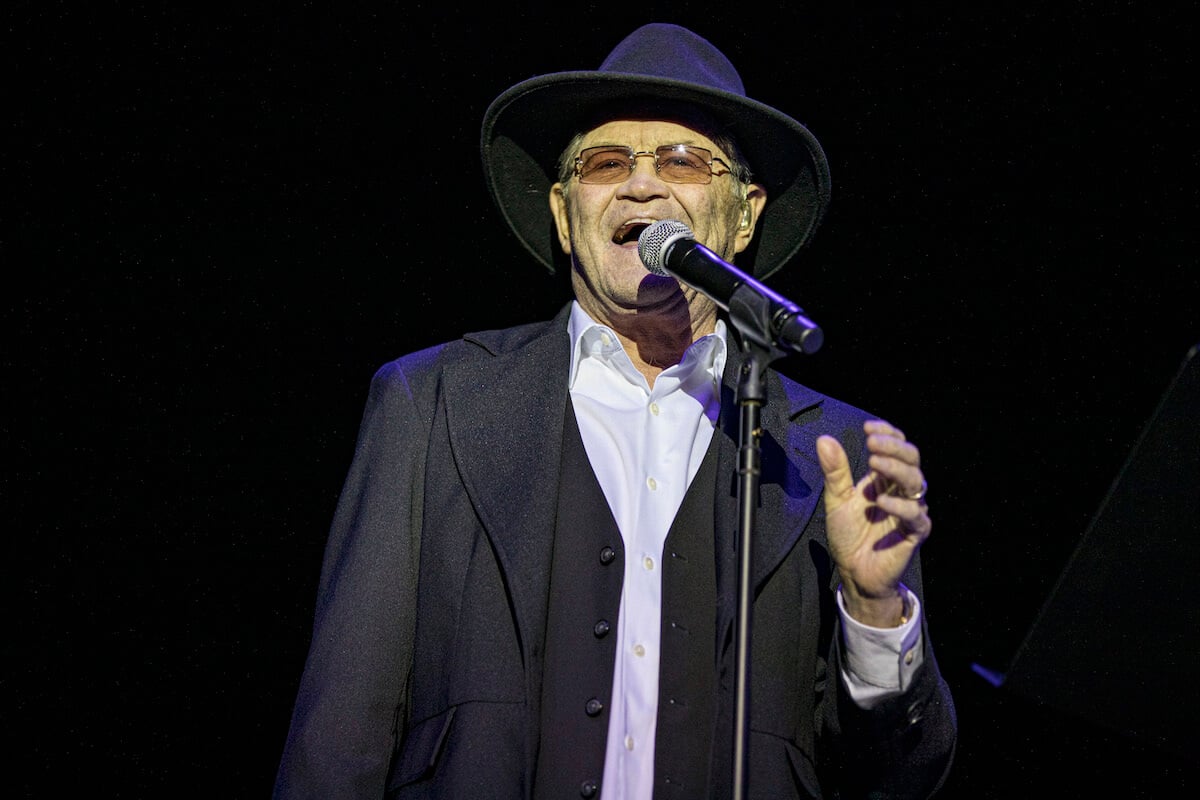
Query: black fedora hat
xmin=480 ymin=22 xmax=831 ymax=281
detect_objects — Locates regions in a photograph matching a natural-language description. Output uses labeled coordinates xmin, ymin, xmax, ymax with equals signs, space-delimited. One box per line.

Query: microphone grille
xmin=637 ymin=219 xmax=693 ymax=275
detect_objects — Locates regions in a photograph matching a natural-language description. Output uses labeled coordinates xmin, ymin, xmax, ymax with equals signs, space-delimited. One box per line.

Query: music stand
xmin=973 ymin=341 xmax=1200 ymax=761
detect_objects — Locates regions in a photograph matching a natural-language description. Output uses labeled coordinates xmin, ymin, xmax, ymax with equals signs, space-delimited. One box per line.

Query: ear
xmin=733 ymin=182 xmax=767 ymax=256
xmin=549 ymin=183 xmax=572 ymax=254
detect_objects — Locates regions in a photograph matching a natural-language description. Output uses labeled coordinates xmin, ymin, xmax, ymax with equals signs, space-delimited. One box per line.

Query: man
xmin=274 ymin=22 xmax=957 ymax=800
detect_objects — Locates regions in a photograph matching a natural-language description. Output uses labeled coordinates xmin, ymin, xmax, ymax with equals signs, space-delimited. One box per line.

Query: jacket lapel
xmin=714 ymin=343 xmax=828 ymax=647
xmin=441 ymin=306 xmax=573 ymax=662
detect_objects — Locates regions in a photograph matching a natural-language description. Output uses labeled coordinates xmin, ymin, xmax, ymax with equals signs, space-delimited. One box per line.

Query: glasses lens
xmin=656 ymin=145 xmax=713 ymax=184
xmin=578 ymin=147 xmax=634 ymax=184
xmin=575 ymin=145 xmax=718 ymax=184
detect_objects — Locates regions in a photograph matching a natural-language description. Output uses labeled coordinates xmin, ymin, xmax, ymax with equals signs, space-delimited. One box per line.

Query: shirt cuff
xmin=837 ymin=584 xmax=924 ymax=708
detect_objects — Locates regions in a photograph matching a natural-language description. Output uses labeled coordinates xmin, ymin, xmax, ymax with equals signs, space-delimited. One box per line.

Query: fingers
xmin=863 ymin=419 xmax=906 ymax=441
xmin=863 ymin=421 xmax=932 ymax=536
xmin=864 ymin=420 xmax=924 ymax=500
xmin=823 ymin=422 xmax=930 ymax=507
xmin=820 ymin=424 xmax=933 ymax=544
xmin=869 ymin=457 xmax=925 ymax=502
xmin=874 ymin=489 xmax=933 ymax=539
xmin=816 ymin=434 xmax=855 ymax=500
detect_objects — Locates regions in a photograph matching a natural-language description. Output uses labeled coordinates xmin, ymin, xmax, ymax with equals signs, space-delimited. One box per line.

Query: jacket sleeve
xmin=823 ymin=613 xmax=958 ymax=799
xmin=273 ymin=360 xmax=430 ymax=800
xmin=823 ymin=457 xmax=958 ymax=797
xmin=813 ymin=403 xmax=959 ymax=799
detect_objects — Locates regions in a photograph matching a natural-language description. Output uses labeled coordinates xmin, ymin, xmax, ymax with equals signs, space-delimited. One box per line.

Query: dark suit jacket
xmin=273 ymin=303 xmax=957 ymax=799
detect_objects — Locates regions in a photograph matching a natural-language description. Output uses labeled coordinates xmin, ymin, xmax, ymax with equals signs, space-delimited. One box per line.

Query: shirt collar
xmin=567 ymin=300 xmax=728 ymax=390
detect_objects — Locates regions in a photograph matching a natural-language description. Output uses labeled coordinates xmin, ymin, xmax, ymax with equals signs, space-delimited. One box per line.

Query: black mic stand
xmin=726 ymin=286 xmax=822 ymax=800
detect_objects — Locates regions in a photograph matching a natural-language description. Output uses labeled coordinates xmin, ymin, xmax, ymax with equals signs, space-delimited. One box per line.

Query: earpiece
xmin=738 ymin=201 xmax=751 ymax=229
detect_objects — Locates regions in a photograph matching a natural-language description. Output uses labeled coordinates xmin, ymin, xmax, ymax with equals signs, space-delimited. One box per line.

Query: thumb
xmin=816 ymin=434 xmax=855 ymax=501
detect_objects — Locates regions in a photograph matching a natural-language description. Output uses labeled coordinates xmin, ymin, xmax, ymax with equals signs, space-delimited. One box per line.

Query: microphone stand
xmin=725 ymin=287 xmax=822 ymax=800
xmin=729 ymin=337 xmax=782 ymax=800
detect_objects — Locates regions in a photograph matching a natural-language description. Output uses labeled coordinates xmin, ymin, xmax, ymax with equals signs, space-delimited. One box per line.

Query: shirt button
xmin=643 ymin=555 xmax=655 ymax=571
xmin=904 ymin=649 xmax=915 ymax=665
xmin=599 ymin=546 xmax=616 ymax=565
xmin=585 ymin=697 xmax=604 ymax=716
xmin=633 ymin=644 xmax=645 ymax=658
xmin=624 ymin=735 xmax=635 ymax=751
xmin=593 ymin=620 xmax=610 ymax=638
xmin=649 ymin=402 xmax=660 ymax=416
xmin=646 ymin=476 xmax=657 ymax=490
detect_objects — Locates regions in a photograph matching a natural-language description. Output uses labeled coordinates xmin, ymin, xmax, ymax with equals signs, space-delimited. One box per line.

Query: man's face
xmin=549 ymin=119 xmax=763 ymax=318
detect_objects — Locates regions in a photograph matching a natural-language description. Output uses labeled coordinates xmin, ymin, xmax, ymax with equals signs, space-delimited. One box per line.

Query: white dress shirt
xmin=565 ymin=301 xmax=922 ymax=800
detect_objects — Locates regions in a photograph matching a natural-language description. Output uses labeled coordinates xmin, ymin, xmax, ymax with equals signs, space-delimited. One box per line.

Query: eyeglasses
xmin=574 ymin=144 xmax=732 ymax=185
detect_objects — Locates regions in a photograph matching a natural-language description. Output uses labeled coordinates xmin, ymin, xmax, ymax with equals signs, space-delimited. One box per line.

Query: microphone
xmin=638 ymin=219 xmax=823 ymax=355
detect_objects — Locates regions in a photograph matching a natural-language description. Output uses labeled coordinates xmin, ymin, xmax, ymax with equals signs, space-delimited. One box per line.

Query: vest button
xmin=585 ymin=697 xmax=604 ymax=716
xmin=580 ymin=779 xmax=599 ymax=798
xmin=599 ymin=546 xmax=616 ymax=565
xmin=593 ymin=619 xmax=610 ymax=638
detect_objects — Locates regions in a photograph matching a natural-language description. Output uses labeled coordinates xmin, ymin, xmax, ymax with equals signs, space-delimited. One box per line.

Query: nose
xmin=629 ymin=151 xmax=658 ymax=173
xmin=619 ymin=151 xmax=668 ymax=195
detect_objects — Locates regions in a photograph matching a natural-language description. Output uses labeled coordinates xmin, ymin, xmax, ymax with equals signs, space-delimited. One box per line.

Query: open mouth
xmin=612 ymin=221 xmax=652 ymax=245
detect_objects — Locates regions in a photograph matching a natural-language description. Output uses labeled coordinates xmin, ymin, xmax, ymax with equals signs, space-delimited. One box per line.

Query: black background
xmin=9 ymin=2 xmax=1199 ymax=798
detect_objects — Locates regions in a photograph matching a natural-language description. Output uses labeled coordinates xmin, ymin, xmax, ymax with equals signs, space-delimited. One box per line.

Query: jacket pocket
xmin=386 ymin=706 xmax=457 ymax=790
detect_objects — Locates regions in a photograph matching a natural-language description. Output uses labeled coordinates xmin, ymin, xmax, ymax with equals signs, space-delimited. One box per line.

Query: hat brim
xmin=481 ymin=70 xmax=831 ymax=281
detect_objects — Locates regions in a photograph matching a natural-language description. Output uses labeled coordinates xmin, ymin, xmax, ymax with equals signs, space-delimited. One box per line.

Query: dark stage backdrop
xmin=9 ymin=3 xmax=1198 ymax=798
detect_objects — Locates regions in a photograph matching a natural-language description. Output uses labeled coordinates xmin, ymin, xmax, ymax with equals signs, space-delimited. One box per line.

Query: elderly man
xmin=274 ymin=22 xmax=957 ymax=800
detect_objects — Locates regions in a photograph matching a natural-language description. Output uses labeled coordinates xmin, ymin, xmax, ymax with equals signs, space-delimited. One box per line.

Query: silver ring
xmin=906 ymin=479 xmax=928 ymax=501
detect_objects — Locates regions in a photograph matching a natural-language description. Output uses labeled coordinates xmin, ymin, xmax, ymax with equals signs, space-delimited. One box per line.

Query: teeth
xmin=614 ymin=219 xmax=655 ymax=244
